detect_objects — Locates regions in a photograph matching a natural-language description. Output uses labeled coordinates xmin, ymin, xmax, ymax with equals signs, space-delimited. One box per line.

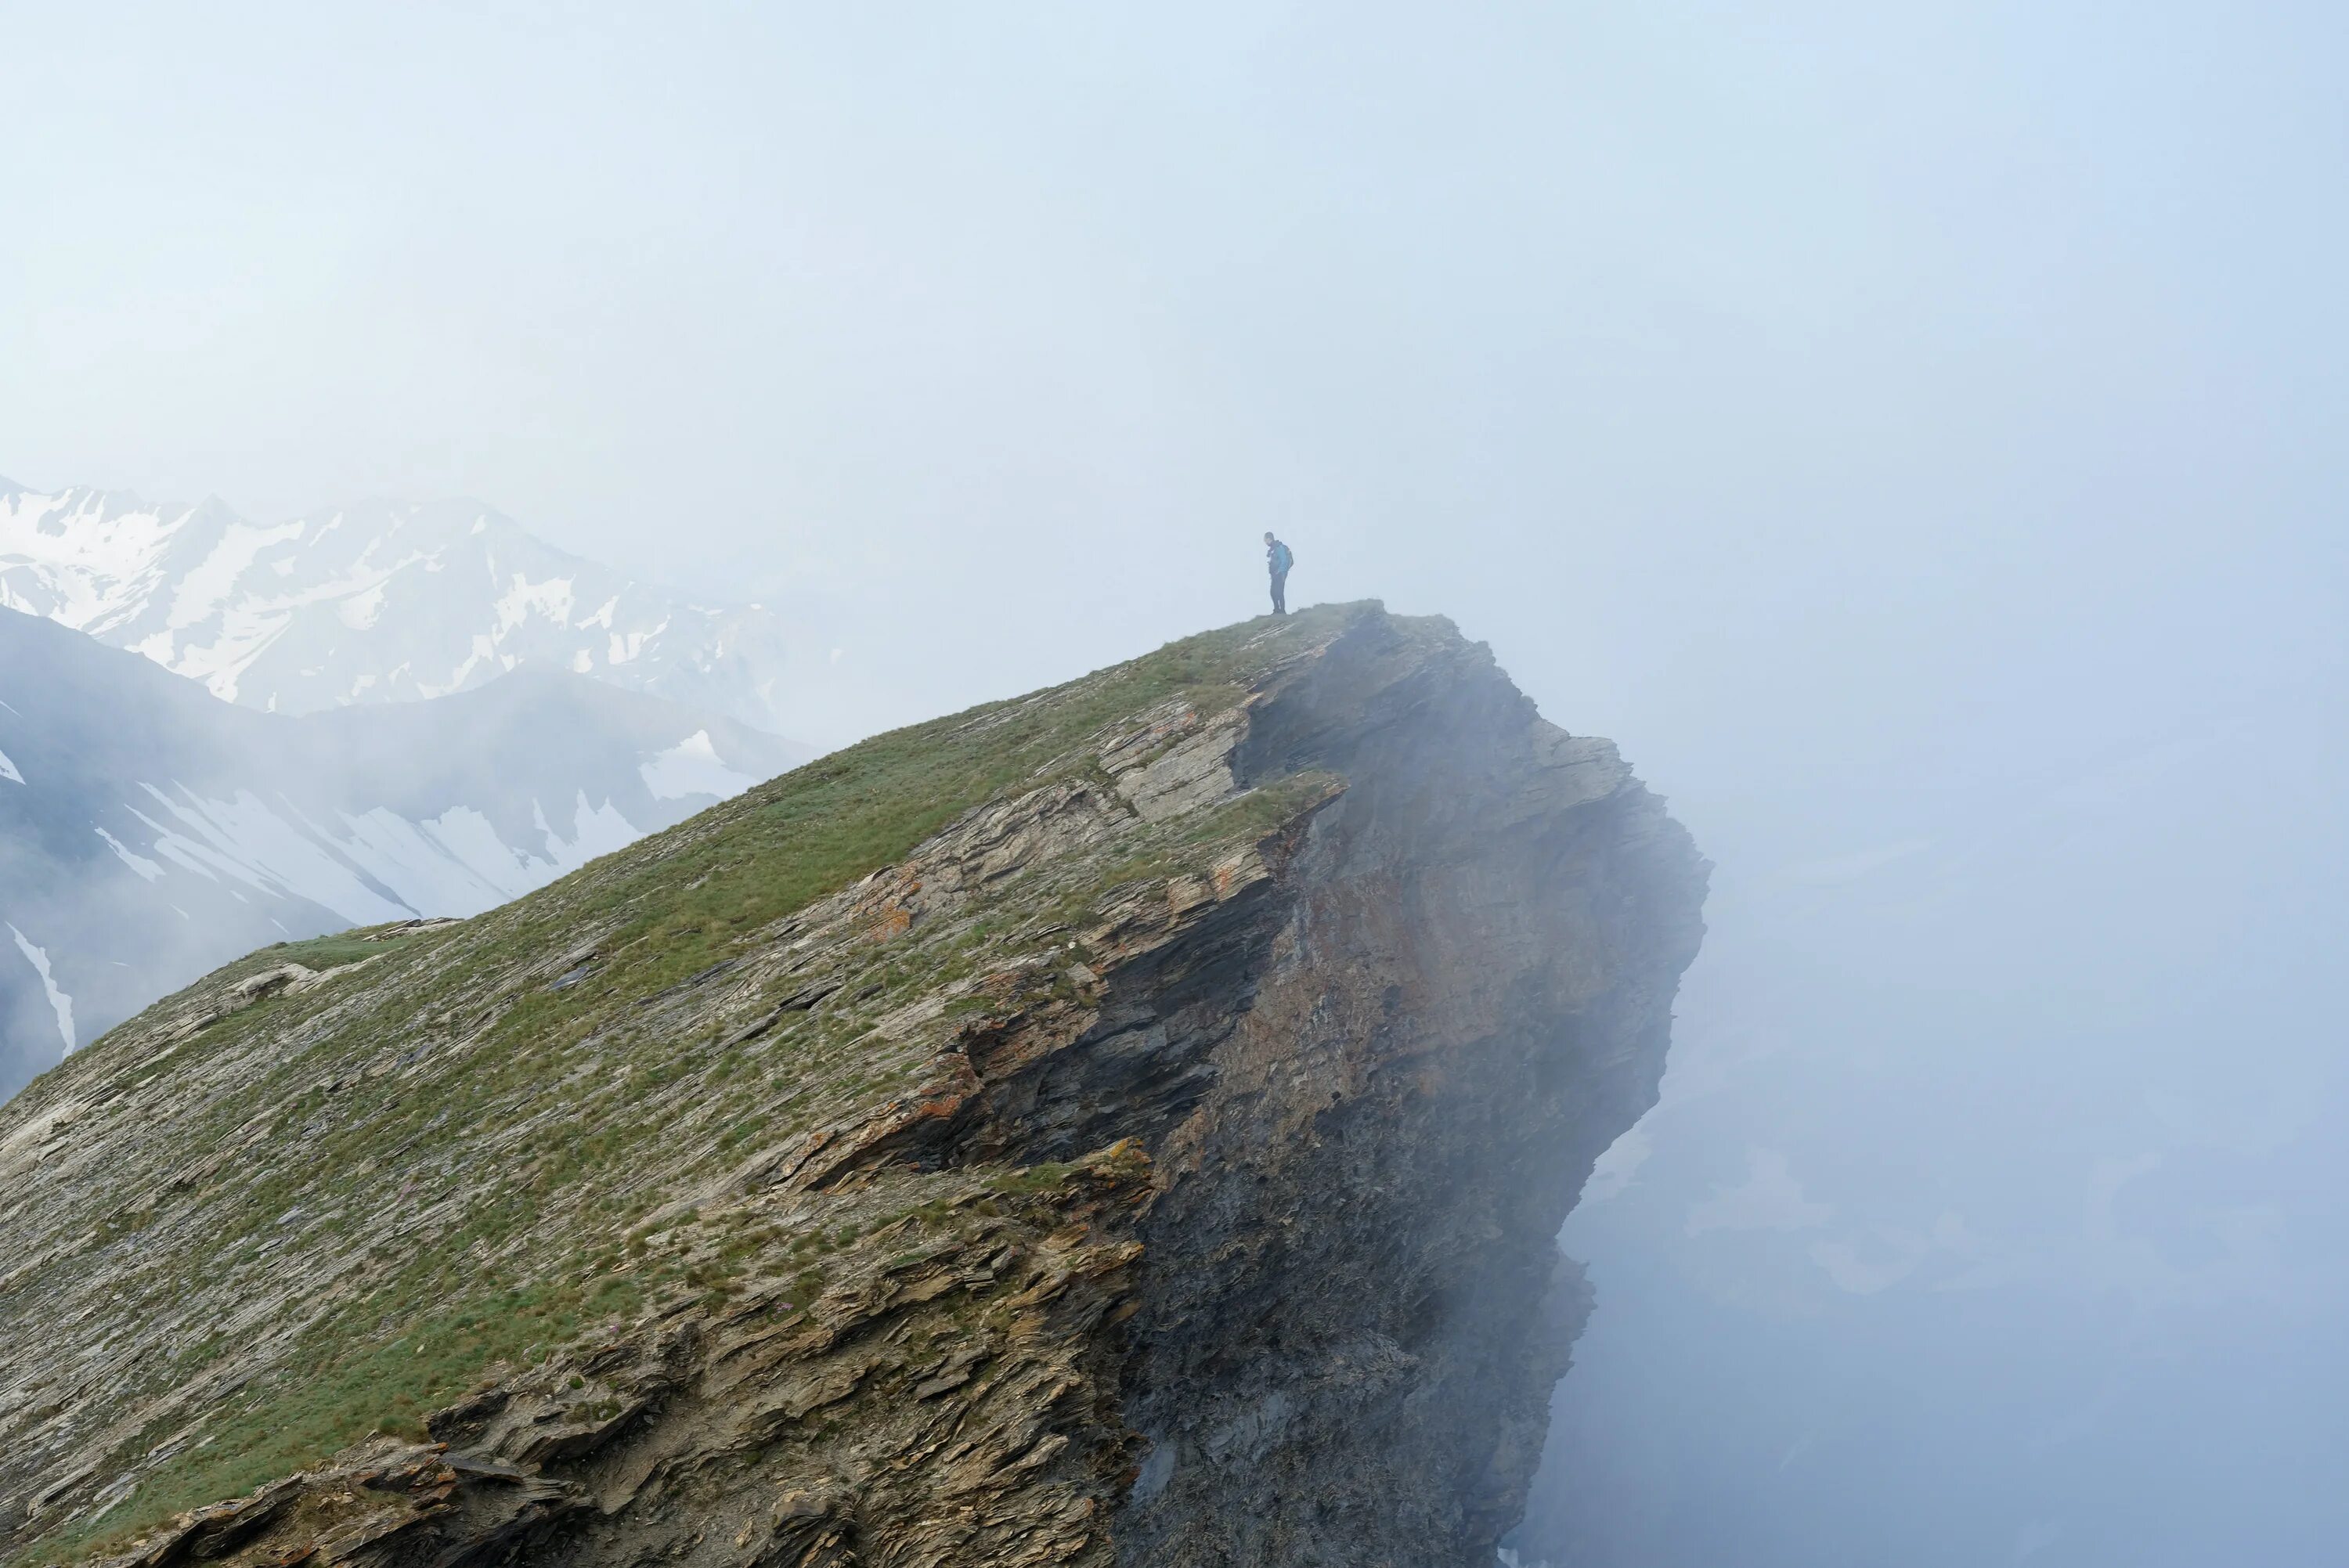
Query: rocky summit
xmin=0 ymin=604 xmax=1707 ymax=1568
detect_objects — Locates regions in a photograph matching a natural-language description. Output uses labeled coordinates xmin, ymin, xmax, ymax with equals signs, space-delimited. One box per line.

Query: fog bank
xmin=8 ymin=4 xmax=2344 ymax=1559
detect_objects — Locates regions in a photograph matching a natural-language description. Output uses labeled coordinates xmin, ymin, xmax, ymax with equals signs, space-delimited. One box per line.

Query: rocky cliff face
xmin=0 ymin=605 xmax=1705 ymax=1568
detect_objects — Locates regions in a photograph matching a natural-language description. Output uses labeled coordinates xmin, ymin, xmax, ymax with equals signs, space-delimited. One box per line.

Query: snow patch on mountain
xmin=117 ymin=781 xmax=669 ymax=929
xmin=95 ymin=828 xmax=164 ymax=882
xmin=642 ymin=730 xmax=760 ymax=801
xmin=0 ymin=484 xmax=795 ymax=731
xmin=0 ymin=607 xmax=810 ymax=1100
xmin=7 ymin=926 xmax=74 ymax=1055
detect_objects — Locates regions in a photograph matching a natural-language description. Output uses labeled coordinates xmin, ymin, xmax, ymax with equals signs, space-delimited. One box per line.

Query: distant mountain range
xmin=0 ymin=607 xmax=807 ymax=1098
xmin=0 ymin=481 xmax=793 ymax=731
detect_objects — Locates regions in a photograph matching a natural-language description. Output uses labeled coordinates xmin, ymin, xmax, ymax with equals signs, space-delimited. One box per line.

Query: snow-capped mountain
xmin=0 ymin=607 xmax=807 ymax=1099
xmin=0 ymin=481 xmax=792 ymax=730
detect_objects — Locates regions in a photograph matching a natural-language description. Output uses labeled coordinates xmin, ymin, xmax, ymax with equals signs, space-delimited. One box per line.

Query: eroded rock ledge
xmin=0 ymin=605 xmax=1706 ymax=1568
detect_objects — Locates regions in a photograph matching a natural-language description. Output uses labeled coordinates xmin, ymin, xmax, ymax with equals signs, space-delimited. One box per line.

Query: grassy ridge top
xmin=3 ymin=602 xmax=1404 ymax=1563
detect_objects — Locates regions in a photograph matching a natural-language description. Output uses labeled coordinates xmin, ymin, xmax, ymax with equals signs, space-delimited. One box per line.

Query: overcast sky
xmin=6 ymin=4 xmax=2346 ymax=1562
xmin=10 ymin=2 xmax=2340 ymax=752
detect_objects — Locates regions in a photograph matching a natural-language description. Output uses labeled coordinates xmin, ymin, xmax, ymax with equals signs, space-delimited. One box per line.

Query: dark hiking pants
xmin=1270 ymin=570 xmax=1289 ymax=615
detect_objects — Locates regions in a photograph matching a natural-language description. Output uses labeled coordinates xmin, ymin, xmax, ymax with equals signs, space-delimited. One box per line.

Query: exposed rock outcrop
xmin=0 ymin=604 xmax=1706 ymax=1568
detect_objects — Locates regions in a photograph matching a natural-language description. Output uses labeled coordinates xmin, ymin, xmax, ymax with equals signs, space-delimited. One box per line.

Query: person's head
xmin=1264 ymin=532 xmax=1276 ymax=545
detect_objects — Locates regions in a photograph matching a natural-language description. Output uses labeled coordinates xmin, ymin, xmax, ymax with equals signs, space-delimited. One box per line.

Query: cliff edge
xmin=0 ymin=604 xmax=1707 ymax=1567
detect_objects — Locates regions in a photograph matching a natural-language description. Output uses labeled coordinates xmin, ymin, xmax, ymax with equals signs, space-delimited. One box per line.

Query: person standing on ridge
xmin=1264 ymin=531 xmax=1294 ymax=615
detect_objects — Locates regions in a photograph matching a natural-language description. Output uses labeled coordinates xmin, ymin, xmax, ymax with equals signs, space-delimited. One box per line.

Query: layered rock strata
xmin=0 ymin=604 xmax=1706 ymax=1568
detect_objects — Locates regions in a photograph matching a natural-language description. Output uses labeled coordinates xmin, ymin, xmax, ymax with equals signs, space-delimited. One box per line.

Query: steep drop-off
xmin=0 ymin=605 xmax=1706 ymax=1567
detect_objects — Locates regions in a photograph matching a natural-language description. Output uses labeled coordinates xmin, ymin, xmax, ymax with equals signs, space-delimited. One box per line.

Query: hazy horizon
xmin=8 ymin=4 xmax=2345 ymax=1563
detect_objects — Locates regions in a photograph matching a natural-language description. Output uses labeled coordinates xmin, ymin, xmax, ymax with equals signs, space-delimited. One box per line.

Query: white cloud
xmin=1807 ymin=1210 xmax=1992 ymax=1296
xmin=1582 ymin=1123 xmax=1654 ymax=1205
xmin=2015 ymin=1519 xmax=2064 ymax=1562
xmin=1687 ymin=1148 xmax=1832 ymax=1237
xmin=1778 ymin=837 xmax=1933 ymax=887
xmin=1808 ymin=1236 xmax=1924 ymax=1296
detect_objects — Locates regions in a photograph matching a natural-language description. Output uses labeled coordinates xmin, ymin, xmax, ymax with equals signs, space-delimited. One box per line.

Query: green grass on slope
xmin=23 ymin=605 xmax=1382 ymax=1565
xmin=262 ymin=931 xmax=420 ymax=971
xmin=576 ymin=604 xmax=1362 ymax=997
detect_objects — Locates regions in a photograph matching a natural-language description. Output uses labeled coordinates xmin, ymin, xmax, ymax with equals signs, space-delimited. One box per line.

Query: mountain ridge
xmin=0 ymin=603 xmax=1706 ymax=1567
xmin=0 ymin=607 xmax=806 ymax=1096
xmin=0 ymin=483 xmax=796 ymax=733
